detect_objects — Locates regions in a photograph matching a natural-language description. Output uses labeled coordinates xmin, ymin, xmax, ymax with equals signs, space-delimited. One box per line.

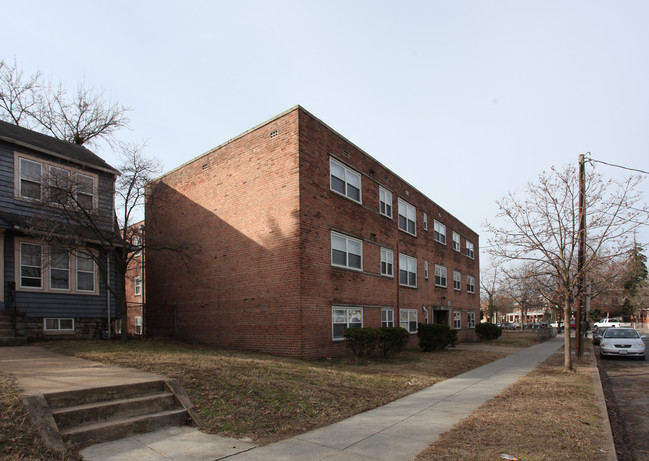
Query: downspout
xmin=107 ymin=256 xmax=111 ymax=339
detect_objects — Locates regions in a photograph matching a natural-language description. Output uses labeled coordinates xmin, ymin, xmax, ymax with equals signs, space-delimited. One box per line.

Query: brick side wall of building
xmin=146 ymin=110 xmax=304 ymax=356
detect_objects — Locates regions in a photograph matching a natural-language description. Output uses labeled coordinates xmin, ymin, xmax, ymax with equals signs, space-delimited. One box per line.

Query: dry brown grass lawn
xmin=415 ymin=349 xmax=611 ymax=461
xmin=39 ymin=337 xmax=520 ymax=444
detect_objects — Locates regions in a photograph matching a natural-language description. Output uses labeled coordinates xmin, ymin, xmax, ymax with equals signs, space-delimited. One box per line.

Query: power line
xmin=585 ymin=153 xmax=649 ymax=175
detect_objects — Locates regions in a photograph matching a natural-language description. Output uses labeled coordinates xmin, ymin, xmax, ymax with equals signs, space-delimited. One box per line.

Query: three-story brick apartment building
xmin=145 ymin=106 xmax=479 ymax=359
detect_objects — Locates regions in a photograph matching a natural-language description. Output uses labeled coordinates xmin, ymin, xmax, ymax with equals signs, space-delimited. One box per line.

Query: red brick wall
xmin=146 ymin=107 xmax=480 ymax=359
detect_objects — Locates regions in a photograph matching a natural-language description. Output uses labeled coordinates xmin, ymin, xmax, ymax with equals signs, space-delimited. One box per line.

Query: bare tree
xmin=486 ymin=161 xmax=649 ymax=370
xmin=0 ymin=57 xmax=129 ymax=147
xmin=480 ymin=259 xmax=506 ymax=323
xmin=501 ymin=263 xmax=546 ymax=329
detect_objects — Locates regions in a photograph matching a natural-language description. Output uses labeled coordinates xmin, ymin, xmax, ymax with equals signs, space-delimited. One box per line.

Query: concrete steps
xmin=44 ymin=380 xmax=192 ymax=448
xmin=0 ymin=312 xmax=25 ymax=346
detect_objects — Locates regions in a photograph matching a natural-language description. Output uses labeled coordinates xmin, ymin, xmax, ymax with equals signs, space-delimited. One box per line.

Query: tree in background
xmin=486 ymin=162 xmax=649 ymax=370
xmin=621 ymin=242 xmax=648 ymax=319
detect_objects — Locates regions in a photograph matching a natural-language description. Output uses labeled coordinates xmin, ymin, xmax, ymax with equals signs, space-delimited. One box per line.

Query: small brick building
xmin=145 ymin=106 xmax=480 ymax=359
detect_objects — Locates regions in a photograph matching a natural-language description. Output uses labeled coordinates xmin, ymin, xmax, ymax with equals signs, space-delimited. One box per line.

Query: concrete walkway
xmin=0 ymin=337 xmax=565 ymax=461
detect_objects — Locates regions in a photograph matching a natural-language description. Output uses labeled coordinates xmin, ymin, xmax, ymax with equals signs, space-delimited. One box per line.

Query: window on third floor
xmin=330 ymin=157 xmax=361 ymax=203
xmin=398 ymin=198 xmax=416 ymax=236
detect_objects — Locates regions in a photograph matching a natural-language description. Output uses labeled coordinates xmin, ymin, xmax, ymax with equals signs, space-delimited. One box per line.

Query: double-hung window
xmin=331 ymin=232 xmax=362 ymax=270
xmin=332 ymin=306 xmax=363 ymax=340
xmin=399 ymin=254 xmax=417 ymax=288
xmin=400 ymin=309 xmax=418 ymax=333
xmin=423 ymin=213 xmax=428 ymax=231
xmin=76 ymin=251 xmax=95 ymax=292
xmin=19 ymin=158 xmax=42 ymax=200
xmin=424 ymin=260 xmax=429 ymax=279
xmin=381 ymin=308 xmax=394 ymax=327
xmin=434 ymin=220 xmax=446 ymax=245
xmin=435 ymin=265 xmax=447 ymax=288
xmin=330 ymin=158 xmax=361 ymax=203
xmin=452 ymin=231 xmax=461 ymax=252
xmin=20 ymin=242 xmax=43 ymax=288
xmin=453 ymin=270 xmax=462 ymax=291
xmin=466 ymin=240 xmax=475 ymax=259
xmin=454 ymin=311 xmax=462 ymax=329
xmin=398 ymin=198 xmax=416 ymax=235
xmin=467 ymin=312 xmax=476 ymax=328
xmin=379 ymin=187 xmax=392 ymax=218
xmin=134 ymin=276 xmax=142 ymax=296
xmin=50 ymin=247 xmax=70 ymax=290
xmin=467 ymin=275 xmax=475 ymax=293
xmin=75 ymin=173 xmax=96 ymax=211
xmin=380 ymin=247 xmax=393 ymax=277
xmin=48 ymin=166 xmax=70 ymax=205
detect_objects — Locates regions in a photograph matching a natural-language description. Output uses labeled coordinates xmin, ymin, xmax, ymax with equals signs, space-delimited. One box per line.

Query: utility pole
xmin=576 ymin=154 xmax=587 ymax=357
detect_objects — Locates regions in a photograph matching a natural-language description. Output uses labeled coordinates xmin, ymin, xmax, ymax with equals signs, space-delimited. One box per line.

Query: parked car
xmin=591 ymin=326 xmax=610 ymax=345
xmin=599 ymin=327 xmax=646 ymax=360
xmin=499 ymin=322 xmax=516 ymax=330
xmin=569 ymin=319 xmax=590 ymax=330
xmin=593 ymin=317 xmax=632 ymax=329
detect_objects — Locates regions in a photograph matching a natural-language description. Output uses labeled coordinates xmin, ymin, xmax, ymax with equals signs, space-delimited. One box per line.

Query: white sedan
xmin=599 ymin=328 xmax=646 ymax=360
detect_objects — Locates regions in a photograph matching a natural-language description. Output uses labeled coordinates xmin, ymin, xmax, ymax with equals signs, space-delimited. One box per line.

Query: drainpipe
xmin=106 ymin=256 xmax=111 ymax=339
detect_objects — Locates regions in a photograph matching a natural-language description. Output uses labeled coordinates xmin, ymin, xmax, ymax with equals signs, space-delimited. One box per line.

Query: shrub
xmin=377 ymin=327 xmax=410 ymax=357
xmin=417 ymin=323 xmax=455 ymax=352
xmin=475 ymin=322 xmax=503 ymax=341
xmin=344 ymin=327 xmax=379 ymax=358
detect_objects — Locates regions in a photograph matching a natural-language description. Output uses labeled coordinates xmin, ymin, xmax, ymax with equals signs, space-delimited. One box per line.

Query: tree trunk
xmin=563 ymin=298 xmax=572 ymax=370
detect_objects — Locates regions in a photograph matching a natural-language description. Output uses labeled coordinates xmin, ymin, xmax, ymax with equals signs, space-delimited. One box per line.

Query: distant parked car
xmin=500 ymin=322 xmax=516 ymax=330
xmin=599 ymin=328 xmax=646 ymax=360
xmin=570 ymin=319 xmax=590 ymax=330
xmin=591 ymin=326 xmax=610 ymax=345
xmin=593 ymin=317 xmax=632 ymax=329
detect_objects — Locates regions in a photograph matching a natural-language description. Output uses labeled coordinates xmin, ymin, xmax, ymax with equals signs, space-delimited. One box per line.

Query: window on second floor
xmin=380 ymin=247 xmax=393 ymax=277
xmin=435 ymin=264 xmax=447 ymax=288
xmin=434 ymin=220 xmax=446 ymax=245
xmin=453 ymin=270 xmax=462 ymax=291
xmin=330 ymin=157 xmax=361 ymax=203
xmin=466 ymin=240 xmax=475 ymax=259
xmin=379 ymin=186 xmax=392 ymax=218
xmin=331 ymin=231 xmax=362 ymax=270
xmin=467 ymin=275 xmax=475 ymax=293
xmin=452 ymin=231 xmax=461 ymax=252
xmin=398 ymin=198 xmax=416 ymax=236
xmin=19 ymin=158 xmax=42 ymax=200
xmin=399 ymin=253 xmax=417 ymax=288
xmin=134 ymin=276 xmax=142 ymax=296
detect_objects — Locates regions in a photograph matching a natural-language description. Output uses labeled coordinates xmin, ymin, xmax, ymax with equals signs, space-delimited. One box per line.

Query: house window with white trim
xmin=379 ymin=187 xmax=392 ymax=218
xmin=434 ymin=220 xmax=446 ymax=245
xmin=75 ymin=173 xmax=96 ymax=211
xmin=44 ymin=318 xmax=74 ymax=332
xmin=330 ymin=157 xmax=361 ymax=203
xmin=423 ymin=213 xmax=428 ymax=231
xmin=466 ymin=240 xmax=475 ymax=259
xmin=134 ymin=276 xmax=142 ymax=296
xmin=454 ymin=311 xmax=462 ymax=329
xmin=20 ymin=242 xmax=43 ymax=288
xmin=398 ymin=198 xmax=416 ymax=235
xmin=76 ymin=251 xmax=95 ymax=292
xmin=135 ymin=316 xmax=143 ymax=335
xmin=452 ymin=231 xmax=461 ymax=252
xmin=332 ymin=306 xmax=363 ymax=340
xmin=381 ymin=308 xmax=394 ymax=327
xmin=50 ymin=247 xmax=70 ymax=290
xmin=380 ymin=247 xmax=393 ymax=277
xmin=400 ymin=309 xmax=418 ymax=333
xmin=331 ymin=232 xmax=362 ymax=270
xmin=467 ymin=312 xmax=476 ymax=328
xmin=424 ymin=260 xmax=429 ymax=279
xmin=453 ymin=270 xmax=462 ymax=291
xmin=399 ymin=254 xmax=417 ymax=288
xmin=467 ymin=275 xmax=475 ymax=293
xmin=19 ymin=158 xmax=42 ymax=200
xmin=435 ymin=265 xmax=447 ymax=288
xmin=48 ymin=165 xmax=70 ymax=205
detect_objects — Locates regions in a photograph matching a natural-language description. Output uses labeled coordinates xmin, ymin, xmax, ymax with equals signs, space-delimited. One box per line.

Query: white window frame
xmin=330 ymin=157 xmax=361 ymax=203
xmin=434 ymin=220 xmax=446 ymax=245
xmin=423 ymin=213 xmax=428 ymax=231
xmin=134 ymin=276 xmax=142 ymax=296
xmin=44 ymin=318 xmax=74 ymax=332
xmin=435 ymin=265 xmax=447 ymax=288
xmin=135 ymin=316 xmax=143 ymax=335
xmin=397 ymin=198 xmax=416 ymax=236
xmin=467 ymin=275 xmax=475 ymax=293
xmin=400 ymin=309 xmax=418 ymax=333
xmin=20 ymin=242 xmax=43 ymax=289
xmin=424 ymin=260 xmax=429 ymax=279
xmin=49 ymin=247 xmax=70 ymax=291
xmin=453 ymin=270 xmax=462 ymax=291
xmin=454 ymin=311 xmax=462 ymax=329
xmin=399 ymin=253 xmax=417 ymax=288
xmin=48 ymin=165 xmax=70 ymax=205
xmin=19 ymin=157 xmax=43 ymax=200
xmin=76 ymin=251 xmax=96 ymax=292
xmin=381 ymin=308 xmax=395 ymax=327
xmin=380 ymin=247 xmax=393 ymax=277
xmin=75 ymin=172 xmax=96 ymax=211
xmin=331 ymin=231 xmax=363 ymax=271
xmin=466 ymin=240 xmax=475 ymax=259
xmin=452 ymin=231 xmax=461 ymax=252
xmin=379 ymin=186 xmax=392 ymax=218
xmin=332 ymin=306 xmax=363 ymax=340
xmin=467 ymin=312 xmax=476 ymax=328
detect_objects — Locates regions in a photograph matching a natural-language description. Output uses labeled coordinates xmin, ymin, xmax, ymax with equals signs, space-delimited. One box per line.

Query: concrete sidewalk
xmin=0 ymin=337 xmax=565 ymax=461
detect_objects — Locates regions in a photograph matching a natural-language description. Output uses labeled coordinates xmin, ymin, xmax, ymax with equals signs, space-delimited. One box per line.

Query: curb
xmin=585 ymin=340 xmax=617 ymax=461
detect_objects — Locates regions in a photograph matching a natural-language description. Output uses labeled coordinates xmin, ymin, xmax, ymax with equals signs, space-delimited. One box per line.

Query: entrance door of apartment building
xmin=433 ymin=306 xmax=450 ymax=325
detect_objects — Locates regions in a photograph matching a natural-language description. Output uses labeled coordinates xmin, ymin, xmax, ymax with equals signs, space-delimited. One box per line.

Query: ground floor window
xmin=400 ymin=309 xmax=418 ymax=333
xmin=454 ymin=311 xmax=462 ymax=329
xmin=467 ymin=311 xmax=476 ymax=328
xmin=44 ymin=318 xmax=74 ymax=332
xmin=332 ymin=306 xmax=363 ymax=340
xmin=381 ymin=308 xmax=394 ymax=327
xmin=135 ymin=316 xmax=143 ymax=335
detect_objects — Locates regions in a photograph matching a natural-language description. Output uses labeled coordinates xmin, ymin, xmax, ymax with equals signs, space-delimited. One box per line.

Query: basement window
xmin=44 ymin=318 xmax=74 ymax=332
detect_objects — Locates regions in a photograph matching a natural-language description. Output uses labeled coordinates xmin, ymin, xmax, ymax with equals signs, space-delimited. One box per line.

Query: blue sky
xmin=3 ymin=0 xmax=649 ymax=256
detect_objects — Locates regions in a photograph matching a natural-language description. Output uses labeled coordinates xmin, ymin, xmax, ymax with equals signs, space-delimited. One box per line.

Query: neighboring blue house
xmin=0 ymin=120 xmax=120 ymax=340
